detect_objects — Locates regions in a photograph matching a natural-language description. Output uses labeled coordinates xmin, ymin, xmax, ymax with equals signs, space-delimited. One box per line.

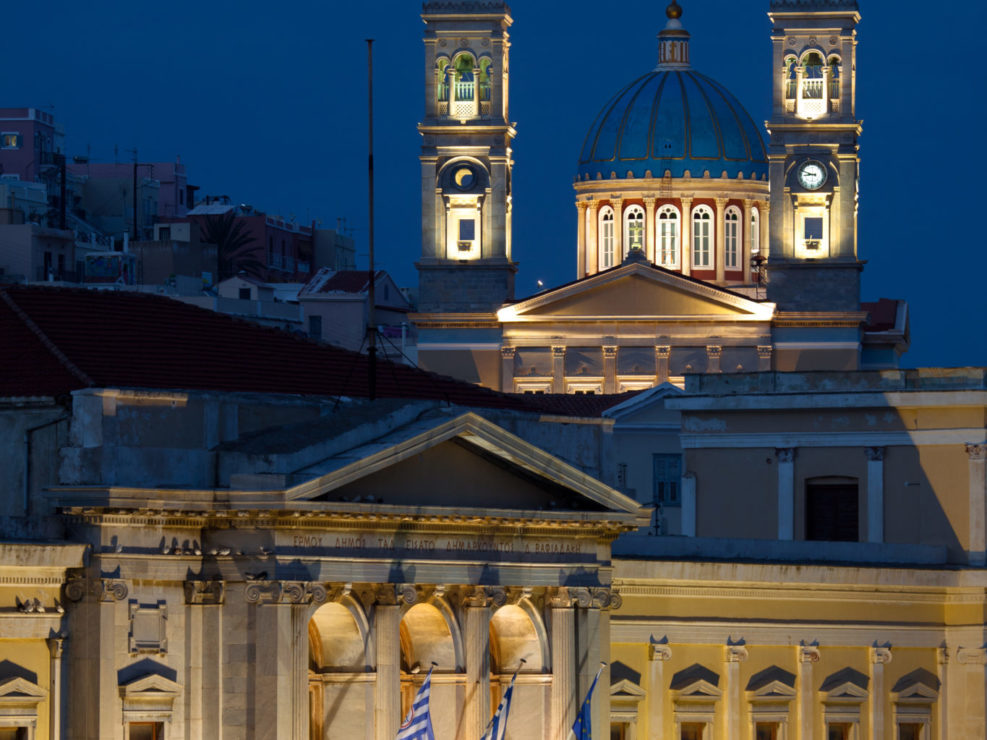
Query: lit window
xmin=827 ymin=723 xmax=852 ymax=740
xmin=458 ymin=218 xmax=475 ymax=250
xmin=898 ymin=724 xmax=922 ymax=740
xmin=681 ymin=723 xmax=707 ymax=740
xmin=692 ymin=206 xmax=713 ymax=268
xmin=784 ymin=57 xmax=797 ymax=100
xmin=0 ymin=132 xmax=20 ymax=149
xmin=451 ymin=53 xmax=477 ymax=118
xmin=756 ymin=724 xmax=780 ymax=740
xmin=129 ymin=723 xmax=164 ymax=740
xmin=599 ymin=207 xmax=615 ymax=270
xmin=751 ymin=207 xmax=760 ymax=256
xmin=657 ymin=205 xmax=680 ymax=268
xmin=829 ymin=56 xmax=841 ymax=98
xmin=436 ymin=58 xmax=450 ymax=103
xmin=804 ymin=217 xmax=823 ymax=250
xmin=725 ymin=206 xmax=741 ymax=269
xmin=624 ymin=205 xmax=645 ymax=255
xmin=653 ymin=454 xmax=682 ymax=507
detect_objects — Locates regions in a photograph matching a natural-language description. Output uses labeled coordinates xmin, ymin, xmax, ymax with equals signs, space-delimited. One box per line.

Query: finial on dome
xmin=657 ymin=1 xmax=690 ymax=70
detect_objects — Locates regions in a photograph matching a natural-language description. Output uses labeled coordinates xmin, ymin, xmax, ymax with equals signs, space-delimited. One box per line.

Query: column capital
xmin=870 ymin=646 xmax=893 ymax=665
xmin=500 ymin=345 xmax=516 ymax=359
xmin=551 ymin=345 xmax=566 ymax=358
xmin=373 ymin=584 xmax=421 ymax=607
xmin=706 ymin=345 xmax=722 ymax=358
xmin=743 ymin=198 xmax=753 ymax=208
xmin=966 ymin=443 xmax=987 ymax=461
xmin=865 ymin=446 xmax=886 ymax=462
xmin=547 ymin=586 xmax=575 ymax=609
xmin=757 ymin=345 xmax=773 ymax=359
xmin=799 ymin=644 xmax=821 ymax=663
xmin=714 ymin=196 xmax=729 ymax=208
xmin=643 ymin=196 xmax=658 ymax=207
xmin=656 ymin=345 xmax=672 ymax=359
xmin=776 ymin=447 xmax=797 ymax=464
xmin=464 ymin=585 xmax=507 ymax=608
xmin=603 ymin=345 xmax=618 ymax=359
xmin=725 ymin=642 xmax=749 ymax=663
xmin=576 ymin=200 xmax=590 ymax=212
xmin=650 ymin=636 xmax=672 ymax=662
xmin=184 ymin=579 xmax=225 ymax=605
xmin=46 ymin=635 xmax=66 ymax=658
xmin=95 ymin=578 xmax=129 ymax=603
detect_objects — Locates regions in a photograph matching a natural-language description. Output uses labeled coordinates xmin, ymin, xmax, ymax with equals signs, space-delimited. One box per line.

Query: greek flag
xmin=481 ymin=662 xmax=523 ymax=740
xmin=571 ymin=663 xmax=606 ymax=740
xmin=396 ymin=666 xmax=436 ymax=740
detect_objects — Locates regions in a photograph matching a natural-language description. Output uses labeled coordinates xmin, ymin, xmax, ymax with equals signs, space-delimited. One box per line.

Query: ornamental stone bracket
xmin=649 ymin=636 xmax=672 ymax=662
xmin=184 ymin=580 xmax=224 ymax=605
xmin=64 ymin=575 xmax=128 ymax=604
xmin=799 ymin=644 xmax=821 ymax=663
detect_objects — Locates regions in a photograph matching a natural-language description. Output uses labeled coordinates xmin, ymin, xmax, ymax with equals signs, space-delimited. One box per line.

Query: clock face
xmin=798 ymin=160 xmax=827 ymax=190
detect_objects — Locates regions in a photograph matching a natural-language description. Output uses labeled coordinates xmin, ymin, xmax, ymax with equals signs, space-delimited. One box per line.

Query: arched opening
xmin=599 ymin=206 xmax=615 ymax=271
xmin=479 ymin=57 xmax=493 ymax=105
xmin=308 ymin=601 xmax=371 ymax=740
xmin=784 ymin=56 xmax=798 ymax=100
xmin=801 ymin=52 xmax=825 ymax=97
xmin=828 ymin=55 xmax=841 ymax=99
xmin=489 ymin=604 xmax=550 ymax=738
xmin=436 ymin=57 xmax=450 ymax=106
xmin=750 ymin=207 xmax=760 ymax=280
xmin=400 ymin=603 xmax=458 ymax=672
xmin=623 ymin=205 xmax=645 ymax=257
xmin=691 ymin=205 xmax=713 ymax=270
xmin=657 ymin=204 xmax=680 ymax=269
xmin=451 ymin=53 xmax=477 ymax=118
xmin=489 ymin=605 xmax=546 ymax=674
xmin=724 ymin=206 xmax=741 ymax=270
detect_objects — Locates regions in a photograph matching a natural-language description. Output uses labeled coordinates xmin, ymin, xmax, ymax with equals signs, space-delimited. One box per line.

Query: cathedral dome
xmin=576 ymin=6 xmax=767 ymax=182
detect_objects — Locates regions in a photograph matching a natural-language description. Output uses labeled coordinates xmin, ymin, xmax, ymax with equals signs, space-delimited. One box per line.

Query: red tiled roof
xmin=0 ymin=285 xmax=638 ymax=415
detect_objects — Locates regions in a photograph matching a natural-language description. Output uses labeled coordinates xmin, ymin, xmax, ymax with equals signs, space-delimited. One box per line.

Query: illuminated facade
xmin=414 ymin=1 xmax=908 ymax=395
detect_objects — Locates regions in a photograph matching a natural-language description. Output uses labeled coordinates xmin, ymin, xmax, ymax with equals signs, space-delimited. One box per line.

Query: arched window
xmin=784 ymin=56 xmax=797 ymax=100
xmin=479 ymin=57 xmax=493 ymax=102
xmin=657 ymin=204 xmax=680 ymax=269
xmin=801 ymin=52 xmax=824 ymax=98
xmin=451 ymin=53 xmax=477 ymax=118
xmin=436 ymin=58 xmax=450 ymax=104
xmin=692 ymin=205 xmax=713 ymax=269
xmin=599 ymin=206 xmax=615 ymax=270
xmin=750 ymin=207 xmax=760 ymax=258
xmin=623 ymin=205 xmax=645 ymax=256
xmin=828 ymin=56 xmax=841 ymax=99
xmin=724 ymin=206 xmax=741 ymax=270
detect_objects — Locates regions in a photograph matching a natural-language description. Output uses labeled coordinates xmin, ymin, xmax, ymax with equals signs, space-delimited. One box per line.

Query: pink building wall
xmin=0 ymin=108 xmax=59 ymax=183
xmin=66 ymin=160 xmax=190 ymax=219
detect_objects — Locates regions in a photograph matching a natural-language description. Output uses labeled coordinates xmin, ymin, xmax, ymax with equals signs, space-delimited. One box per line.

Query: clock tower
xmin=765 ymin=0 xmax=862 ymax=311
xmin=416 ymin=1 xmax=517 ymax=314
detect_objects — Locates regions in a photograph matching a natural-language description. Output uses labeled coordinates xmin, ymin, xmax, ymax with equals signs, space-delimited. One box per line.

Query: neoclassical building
xmin=413 ymin=0 xmax=908 ymax=395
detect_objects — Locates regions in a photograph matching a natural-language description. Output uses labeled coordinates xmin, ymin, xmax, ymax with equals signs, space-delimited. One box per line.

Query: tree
xmin=200 ymin=211 xmax=265 ymax=282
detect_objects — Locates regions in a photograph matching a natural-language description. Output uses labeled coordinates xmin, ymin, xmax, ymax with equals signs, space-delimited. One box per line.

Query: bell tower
xmin=417 ymin=1 xmax=517 ymax=314
xmin=765 ymin=0 xmax=862 ymax=311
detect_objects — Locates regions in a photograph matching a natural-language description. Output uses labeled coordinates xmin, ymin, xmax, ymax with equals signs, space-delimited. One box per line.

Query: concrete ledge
xmin=613 ymin=533 xmax=949 ymax=566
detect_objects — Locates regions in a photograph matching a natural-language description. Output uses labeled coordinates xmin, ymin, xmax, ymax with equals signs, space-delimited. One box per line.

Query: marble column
xmin=724 ymin=643 xmax=750 ymax=740
xmin=798 ymin=644 xmax=820 ymax=740
xmin=937 ymin=647 xmax=949 ymax=740
xmin=577 ymin=202 xmax=589 ymax=279
xmin=603 ymin=345 xmax=618 ymax=395
xmin=464 ymin=589 xmax=492 ymax=740
xmin=656 ymin=345 xmax=671 ymax=386
xmin=966 ymin=444 xmax=986 ymax=565
xmin=375 ymin=599 xmax=402 ymax=740
xmin=648 ymin=639 xmax=672 ymax=740
xmin=760 ymin=201 xmax=771 ymax=263
xmin=550 ymin=590 xmax=576 ymax=740
xmin=870 ymin=646 xmax=892 ymax=740
xmin=680 ymin=196 xmax=693 ymax=276
xmin=47 ymin=636 xmax=64 ymax=740
xmin=552 ymin=345 xmax=566 ymax=394
xmin=644 ymin=196 xmax=657 ymax=264
xmin=500 ymin=346 xmax=516 ymax=394
xmin=714 ymin=197 xmax=728 ymax=284
xmin=866 ymin=447 xmax=886 ymax=543
xmin=776 ymin=448 xmax=796 ymax=540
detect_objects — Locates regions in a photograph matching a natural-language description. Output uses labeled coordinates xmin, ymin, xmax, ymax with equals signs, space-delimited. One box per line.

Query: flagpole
xmin=569 ymin=662 xmax=607 ymax=740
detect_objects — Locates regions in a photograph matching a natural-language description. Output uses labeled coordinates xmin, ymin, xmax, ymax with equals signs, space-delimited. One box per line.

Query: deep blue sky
xmin=5 ymin=1 xmax=985 ymax=368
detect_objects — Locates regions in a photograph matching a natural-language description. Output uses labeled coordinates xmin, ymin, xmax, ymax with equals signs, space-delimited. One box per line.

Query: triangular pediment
xmin=498 ymin=263 xmax=774 ymax=323
xmin=120 ymin=673 xmax=182 ymax=697
xmin=0 ymin=676 xmax=47 ymax=704
xmin=287 ymin=413 xmax=648 ymax=522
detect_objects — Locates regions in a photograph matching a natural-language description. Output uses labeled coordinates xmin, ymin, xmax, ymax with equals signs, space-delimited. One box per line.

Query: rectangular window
xmin=693 ymin=214 xmax=711 ymax=268
xmin=0 ymin=132 xmax=21 ymax=149
xmin=239 ymin=287 xmax=251 ymax=300
xmin=653 ymin=454 xmax=682 ymax=506
xmin=129 ymin=724 xmax=163 ymax=740
xmin=458 ymin=218 xmax=475 ymax=245
xmin=611 ymin=723 xmax=629 ymax=740
xmin=725 ymin=215 xmax=739 ymax=268
xmin=681 ymin=723 xmax=706 ymax=740
xmin=0 ymin=729 xmax=28 ymax=740
xmin=159 ymin=226 xmax=171 ymax=241
xmin=899 ymin=723 xmax=922 ymax=740
xmin=309 ymin=315 xmax=322 ymax=339
xmin=827 ymin=723 xmax=852 ymax=740
xmin=756 ymin=723 xmax=780 ymax=740
xmin=805 ymin=217 xmax=824 ymax=249
xmin=806 ymin=481 xmax=859 ymax=542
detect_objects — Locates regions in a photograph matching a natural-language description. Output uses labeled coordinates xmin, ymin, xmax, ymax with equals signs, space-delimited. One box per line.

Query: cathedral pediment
xmin=497 ymin=263 xmax=775 ymax=323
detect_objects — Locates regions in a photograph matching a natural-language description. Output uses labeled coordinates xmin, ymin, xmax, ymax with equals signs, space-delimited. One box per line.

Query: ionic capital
xmin=184 ymin=579 xmax=225 ymax=605
xmin=799 ymin=644 xmax=821 ymax=663
xmin=776 ymin=448 xmax=796 ymax=464
xmin=871 ymin=646 xmax=893 ymax=665
xmin=500 ymin=345 xmax=516 ymax=360
xmin=966 ymin=444 xmax=987 ymax=461
xmin=649 ymin=635 xmax=672 ymax=662
xmin=865 ymin=446 xmax=886 ymax=462
xmin=725 ymin=640 xmax=749 ymax=663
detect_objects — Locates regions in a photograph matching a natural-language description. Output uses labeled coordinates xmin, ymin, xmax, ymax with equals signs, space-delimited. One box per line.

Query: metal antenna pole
xmin=366 ymin=39 xmax=377 ymax=401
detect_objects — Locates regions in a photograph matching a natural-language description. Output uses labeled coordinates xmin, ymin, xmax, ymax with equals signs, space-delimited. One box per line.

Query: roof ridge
xmin=0 ymin=287 xmax=95 ymax=388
